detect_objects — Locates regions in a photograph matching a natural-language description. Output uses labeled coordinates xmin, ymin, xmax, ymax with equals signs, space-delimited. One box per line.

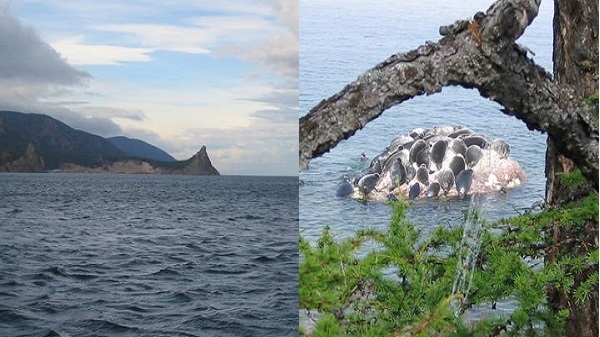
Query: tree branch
xmin=299 ymin=0 xmax=598 ymax=190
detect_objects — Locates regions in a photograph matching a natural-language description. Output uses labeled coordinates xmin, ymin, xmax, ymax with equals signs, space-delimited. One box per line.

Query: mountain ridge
xmin=0 ymin=110 xmax=220 ymax=175
xmin=108 ymin=136 xmax=177 ymax=162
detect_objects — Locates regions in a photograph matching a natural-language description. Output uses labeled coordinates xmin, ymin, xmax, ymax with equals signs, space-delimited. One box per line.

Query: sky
xmin=0 ymin=0 xmax=298 ymax=176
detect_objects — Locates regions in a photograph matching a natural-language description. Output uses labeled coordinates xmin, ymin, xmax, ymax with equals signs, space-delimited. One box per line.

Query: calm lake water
xmin=0 ymin=173 xmax=298 ymax=337
xmin=299 ymin=0 xmax=554 ymax=242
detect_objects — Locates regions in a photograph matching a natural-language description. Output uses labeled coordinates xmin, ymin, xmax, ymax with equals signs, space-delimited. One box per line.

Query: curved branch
xmin=299 ymin=0 xmax=598 ymax=190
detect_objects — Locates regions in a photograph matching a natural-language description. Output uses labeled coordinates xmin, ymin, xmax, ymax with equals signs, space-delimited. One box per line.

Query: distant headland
xmin=0 ymin=110 xmax=220 ymax=175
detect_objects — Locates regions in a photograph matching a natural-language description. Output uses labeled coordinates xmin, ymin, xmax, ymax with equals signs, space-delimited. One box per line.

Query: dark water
xmin=0 ymin=173 xmax=298 ymax=337
xmin=299 ymin=0 xmax=554 ymax=242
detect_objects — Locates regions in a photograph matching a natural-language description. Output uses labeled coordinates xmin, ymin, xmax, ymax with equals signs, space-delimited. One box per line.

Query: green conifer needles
xmin=300 ymin=193 xmax=598 ymax=336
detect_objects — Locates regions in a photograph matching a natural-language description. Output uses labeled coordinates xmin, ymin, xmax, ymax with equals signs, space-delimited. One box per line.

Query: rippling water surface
xmin=0 ymin=173 xmax=298 ymax=337
xmin=300 ymin=0 xmax=554 ymax=242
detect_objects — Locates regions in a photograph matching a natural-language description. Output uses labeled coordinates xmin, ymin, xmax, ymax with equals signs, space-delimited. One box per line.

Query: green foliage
xmin=583 ymin=92 xmax=599 ymax=105
xmin=300 ymin=202 xmax=466 ymax=336
xmin=300 ymin=193 xmax=599 ymax=336
xmin=557 ymin=169 xmax=589 ymax=189
xmin=313 ymin=313 xmax=341 ymax=337
xmin=299 ymin=224 xmax=381 ymax=313
xmin=573 ymin=271 xmax=598 ymax=306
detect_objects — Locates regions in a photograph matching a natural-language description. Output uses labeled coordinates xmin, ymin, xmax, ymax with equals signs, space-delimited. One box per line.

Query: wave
xmin=41 ymin=329 xmax=63 ymax=337
xmin=0 ymin=174 xmax=298 ymax=337
xmin=252 ymin=253 xmax=285 ymax=263
xmin=169 ymin=291 xmax=194 ymax=303
xmin=39 ymin=266 xmax=99 ymax=281
xmin=0 ymin=279 xmax=22 ymax=287
xmin=111 ymin=304 xmax=149 ymax=313
xmin=225 ymin=214 xmax=265 ymax=222
xmin=26 ymin=329 xmax=61 ymax=337
xmin=0 ymin=308 xmax=32 ymax=323
xmin=42 ymin=266 xmax=66 ymax=278
xmin=148 ymin=267 xmax=181 ymax=277
xmin=76 ymin=318 xmax=143 ymax=334
xmin=204 ymin=268 xmax=248 ymax=275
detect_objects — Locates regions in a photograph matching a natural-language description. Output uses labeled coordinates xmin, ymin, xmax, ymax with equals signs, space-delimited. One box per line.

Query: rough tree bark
xmin=299 ymin=0 xmax=598 ymax=334
xmin=544 ymin=0 xmax=598 ymax=336
xmin=299 ymin=0 xmax=598 ymax=192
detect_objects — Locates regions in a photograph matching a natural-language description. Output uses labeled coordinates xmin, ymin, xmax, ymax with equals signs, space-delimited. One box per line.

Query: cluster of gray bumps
xmin=336 ymin=126 xmax=511 ymax=200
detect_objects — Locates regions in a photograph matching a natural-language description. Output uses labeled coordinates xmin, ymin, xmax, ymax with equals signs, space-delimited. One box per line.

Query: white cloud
xmin=92 ymin=1 xmax=297 ymax=78
xmin=95 ymin=12 xmax=280 ymax=55
xmin=51 ymin=36 xmax=154 ymax=65
xmin=217 ymin=0 xmax=298 ymax=77
xmin=188 ymin=15 xmax=274 ymax=34
xmin=273 ymin=0 xmax=298 ymax=36
xmin=96 ymin=24 xmax=212 ymax=54
xmin=221 ymin=31 xmax=298 ymax=77
xmin=76 ymin=105 xmax=146 ymax=121
xmin=1 ymin=0 xmax=299 ymax=176
xmin=159 ymin=78 xmax=298 ymax=175
xmin=103 ymin=77 xmax=299 ymax=175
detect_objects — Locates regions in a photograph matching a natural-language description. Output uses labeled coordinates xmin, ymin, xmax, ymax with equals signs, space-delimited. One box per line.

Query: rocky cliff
xmin=0 ymin=143 xmax=45 ymax=173
xmin=161 ymin=146 xmax=220 ymax=175
xmin=186 ymin=146 xmax=220 ymax=175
